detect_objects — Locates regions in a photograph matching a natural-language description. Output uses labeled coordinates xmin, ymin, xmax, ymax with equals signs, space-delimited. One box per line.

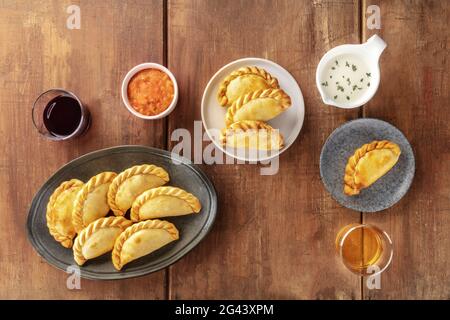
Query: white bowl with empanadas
xmin=202 ymin=57 xmax=305 ymax=162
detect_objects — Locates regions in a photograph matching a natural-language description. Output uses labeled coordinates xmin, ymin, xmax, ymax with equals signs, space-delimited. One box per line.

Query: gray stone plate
xmin=27 ymin=145 xmax=217 ymax=280
xmin=320 ymin=118 xmax=415 ymax=212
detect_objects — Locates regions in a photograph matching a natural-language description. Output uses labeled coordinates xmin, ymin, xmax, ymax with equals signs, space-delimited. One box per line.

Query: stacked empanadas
xmin=217 ymin=66 xmax=291 ymax=151
xmin=46 ymin=164 xmax=201 ymax=270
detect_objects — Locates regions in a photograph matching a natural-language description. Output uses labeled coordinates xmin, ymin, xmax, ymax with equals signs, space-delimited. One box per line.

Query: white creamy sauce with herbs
xmin=320 ymin=55 xmax=371 ymax=104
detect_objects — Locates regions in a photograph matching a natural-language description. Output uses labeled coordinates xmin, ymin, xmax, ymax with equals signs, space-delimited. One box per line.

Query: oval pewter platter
xmin=27 ymin=146 xmax=217 ymax=280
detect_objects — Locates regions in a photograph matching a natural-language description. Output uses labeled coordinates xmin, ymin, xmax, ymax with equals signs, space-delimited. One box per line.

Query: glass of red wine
xmin=32 ymin=89 xmax=90 ymax=140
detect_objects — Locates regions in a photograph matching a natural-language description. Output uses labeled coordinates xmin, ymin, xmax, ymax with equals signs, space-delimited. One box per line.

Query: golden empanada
xmin=107 ymin=164 xmax=170 ymax=216
xmin=220 ymin=120 xmax=284 ymax=151
xmin=72 ymin=172 xmax=117 ymax=232
xmin=130 ymin=186 xmax=201 ymax=222
xmin=46 ymin=179 xmax=84 ymax=248
xmin=344 ymin=140 xmax=401 ymax=196
xmin=73 ymin=216 xmax=132 ymax=266
xmin=112 ymin=219 xmax=179 ymax=270
xmin=225 ymin=89 xmax=291 ymax=126
xmin=217 ymin=66 xmax=279 ymax=107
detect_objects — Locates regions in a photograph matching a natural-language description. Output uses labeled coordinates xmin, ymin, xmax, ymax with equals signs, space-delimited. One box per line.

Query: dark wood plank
xmin=0 ymin=0 xmax=166 ymax=299
xmin=167 ymin=0 xmax=362 ymax=299
xmin=362 ymin=0 xmax=450 ymax=299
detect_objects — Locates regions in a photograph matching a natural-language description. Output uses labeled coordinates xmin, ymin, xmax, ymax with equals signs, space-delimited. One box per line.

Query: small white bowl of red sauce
xmin=121 ymin=63 xmax=178 ymax=120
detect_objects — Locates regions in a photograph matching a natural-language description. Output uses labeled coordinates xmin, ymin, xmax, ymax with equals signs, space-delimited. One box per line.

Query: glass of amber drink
xmin=335 ymin=223 xmax=393 ymax=277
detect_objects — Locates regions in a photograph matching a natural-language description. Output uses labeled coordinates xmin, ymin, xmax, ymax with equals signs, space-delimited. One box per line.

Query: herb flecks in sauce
xmin=321 ymin=55 xmax=371 ymax=104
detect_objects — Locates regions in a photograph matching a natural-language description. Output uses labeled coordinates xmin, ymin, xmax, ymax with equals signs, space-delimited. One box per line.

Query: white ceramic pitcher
xmin=316 ymin=35 xmax=387 ymax=109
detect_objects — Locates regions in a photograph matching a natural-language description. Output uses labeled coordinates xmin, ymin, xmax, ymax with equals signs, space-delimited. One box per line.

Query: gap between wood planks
xmin=360 ymin=0 xmax=365 ymax=300
xmin=162 ymin=0 xmax=173 ymax=301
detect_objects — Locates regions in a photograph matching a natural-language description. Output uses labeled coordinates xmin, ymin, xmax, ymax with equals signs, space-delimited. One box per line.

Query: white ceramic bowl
xmin=121 ymin=63 xmax=178 ymax=119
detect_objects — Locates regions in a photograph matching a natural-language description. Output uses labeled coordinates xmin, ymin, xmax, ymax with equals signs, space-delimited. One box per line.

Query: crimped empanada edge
xmin=343 ymin=140 xmax=401 ymax=196
xmin=112 ymin=219 xmax=179 ymax=271
xmin=73 ymin=216 xmax=132 ymax=266
xmin=217 ymin=66 xmax=279 ymax=107
xmin=225 ymin=88 xmax=291 ymax=126
xmin=130 ymin=186 xmax=202 ymax=222
xmin=46 ymin=179 xmax=84 ymax=248
xmin=220 ymin=120 xmax=284 ymax=149
xmin=107 ymin=164 xmax=170 ymax=216
xmin=72 ymin=171 xmax=117 ymax=232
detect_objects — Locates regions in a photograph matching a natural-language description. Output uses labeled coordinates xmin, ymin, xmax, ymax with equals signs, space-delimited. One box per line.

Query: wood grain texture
xmin=2 ymin=0 xmax=449 ymax=300
xmin=361 ymin=0 xmax=450 ymax=299
xmin=0 ymin=0 xmax=166 ymax=299
xmin=167 ymin=0 xmax=362 ymax=299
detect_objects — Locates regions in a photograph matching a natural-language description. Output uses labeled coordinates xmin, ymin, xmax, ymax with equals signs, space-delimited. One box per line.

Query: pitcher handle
xmin=364 ymin=34 xmax=387 ymax=62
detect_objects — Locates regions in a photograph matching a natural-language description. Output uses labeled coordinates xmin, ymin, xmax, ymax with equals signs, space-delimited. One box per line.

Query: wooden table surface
xmin=0 ymin=0 xmax=449 ymax=299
